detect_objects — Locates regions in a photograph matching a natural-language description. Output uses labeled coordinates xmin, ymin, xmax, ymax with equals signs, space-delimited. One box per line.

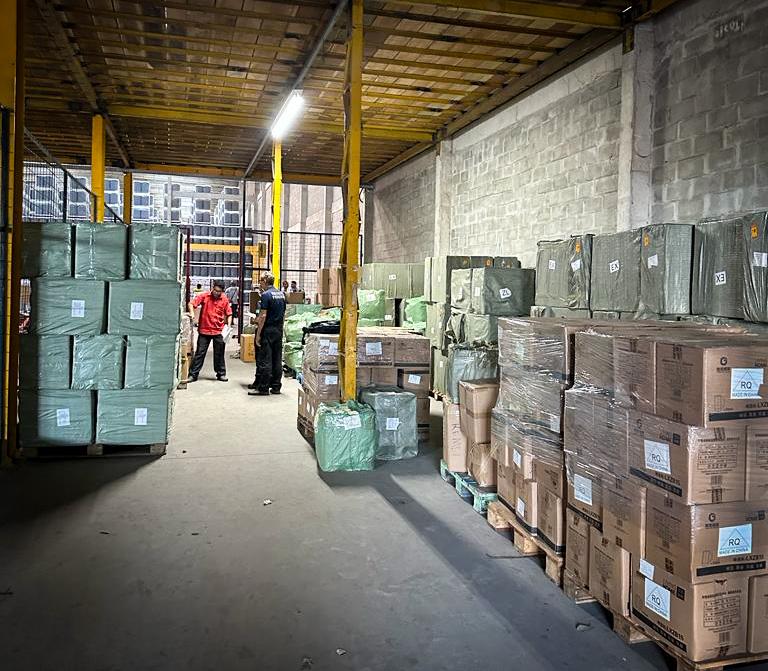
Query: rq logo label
xmin=644 ymin=580 xmax=671 ymax=621
xmin=718 ymin=524 xmax=752 ymax=557
xmin=644 ymin=440 xmax=671 ymax=474
xmin=731 ymin=368 xmax=764 ymax=400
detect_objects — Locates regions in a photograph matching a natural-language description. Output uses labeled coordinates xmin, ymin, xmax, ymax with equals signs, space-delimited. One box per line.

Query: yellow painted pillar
xmin=123 ymin=172 xmax=132 ymax=224
xmin=91 ymin=114 xmax=106 ymax=222
xmin=271 ymin=140 xmax=282 ymax=285
xmin=339 ymin=0 xmax=363 ymax=401
xmin=0 ymin=0 xmax=23 ymax=462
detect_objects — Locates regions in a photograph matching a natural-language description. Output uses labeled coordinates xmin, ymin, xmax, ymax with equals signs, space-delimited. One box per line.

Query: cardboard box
xmin=565 ymin=508 xmax=591 ymax=588
xmin=442 ymin=399 xmax=467 ymax=472
xmin=655 ymin=341 xmax=768 ymax=427
xmin=393 ymin=333 xmax=431 ymax=367
xmin=533 ymin=453 xmax=565 ymax=498
xmin=614 ymin=334 xmax=656 ymax=413
xmin=416 ymin=397 xmax=430 ymax=425
xmin=510 ymin=444 xmax=535 ymax=480
xmin=602 ymin=475 xmax=645 ymax=557
xmin=748 ymin=573 xmax=768 ymax=652
xmin=631 ymin=561 xmax=748 ymax=662
xmin=537 ymin=487 xmax=565 ymax=553
xmin=514 ymin=472 xmax=538 ymax=533
xmin=746 ymin=425 xmax=768 ymax=501
xmin=458 ymin=380 xmax=499 ymax=445
xmin=497 ymin=461 xmax=516 ymax=505
xmin=628 ymin=411 xmax=746 ymax=504
xmin=286 ymin=291 xmax=305 ymax=304
xmin=398 ymin=368 xmax=430 ymax=396
xmin=356 ymin=332 xmax=395 ymax=367
xmin=357 ymin=366 xmax=398 ymax=387
xmin=432 ymin=346 xmax=448 ymax=396
xmin=645 ymin=488 xmax=768 ymax=583
xmin=301 ymin=364 xmax=341 ymax=403
xmin=315 ymin=292 xmax=342 ymax=308
xmin=240 ymin=334 xmax=256 ymax=363
xmin=566 ymin=456 xmax=604 ymax=530
xmin=468 ymin=442 xmax=496 ymax=487
xmin=589 ymin=527 xmax=631 ymax=617
xmin=317 ymin=267 xmax=342 ymax=295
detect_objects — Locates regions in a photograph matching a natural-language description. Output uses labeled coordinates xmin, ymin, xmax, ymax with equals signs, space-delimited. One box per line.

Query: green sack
xmin=357 ymin=289 xmax=386 ymax=320
xmin=446 ymin=345 xmax=499 ymax=402
xmin=283 ymin=341 xmax=304 ymax=371
xmin=74 ymin=222 xmax=128 ymax=280
xmin=314 ymin=401 xmax=376 ymax=472
xmin=19 ymin=390 xmax=95 ymax=447
xmin=124 ymin=335 xmax=179 ymax=389
xmin=72 ymin=335 xmax=125 ymax=390
xmin=284 ymin=313 xmax=311 ymax=343
xmin=129 ymin=222 xmax=182 ymax=281
xmin=107 ymin=280 xmax=182 ymax=335
xmin=19 ymin=335 xmax=71 ymax=390
xmin=22 ymin=221 xmax=72 ymax=278
xmin=359 ymin=388 xmax=418 ymax=461
xmin=320 ymin=307 xmax=342 ymax=320
xmin=96 ymin=389 xmax=171 ymax=445
xmin=403 ymin=295 xmax=428 ymax=324
xmin=285 ymin=303 xmax=323 ymax=319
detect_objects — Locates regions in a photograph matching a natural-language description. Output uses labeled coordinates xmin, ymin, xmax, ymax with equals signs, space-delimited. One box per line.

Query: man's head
xmin=290 ymin=281 xmax=298 ymax=289
xmin=196 ymin=283 xmax=202 ymax=290
xmin=261 ymin=272 xmax=276 ymax=290
xmin=211 ymin=280 xmax=225 ymax=298
xmin=281 ymin=280 xmax=289 ymax=290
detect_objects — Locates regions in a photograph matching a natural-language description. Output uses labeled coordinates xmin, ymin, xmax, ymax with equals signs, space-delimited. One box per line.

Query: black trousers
xmin=254 ymin=325 xmax=283 ymax=392
xmin=190 ymin=333 xmax=226 ymax=378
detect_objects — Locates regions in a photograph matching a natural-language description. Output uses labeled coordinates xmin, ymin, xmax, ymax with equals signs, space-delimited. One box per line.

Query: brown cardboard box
xmin=356 ymin=333 xmax=395 ymax=367
xmin=513 ymin=472 xmax=538 ymax=533
xmin=458 ymin=380 xmax=499 ymax=445
xmin=357 ymin=366 xmax=398 ymax=387
xmin=398 ymin=368 xmax=430 ymax=396
xmin=614 ymin=334 xmax=656 ymax=414
xmin=574 ymin=331 xmax=616 ymax=394
xmin=416 ymin=397 xmax=430 ymax=425
xmin=297 ymin=387 xmax=308 ymax=421
xmin=602 ymin=474 xmax=645 ymax=557
xmin=589 ymin=527 xmax=631 ymax=617
xmin=533 ymin=452 xmax=565 ymax=497
xmin=497 ymin=461 xmax=516 ymax=505
xmin=565 ymin=508 xmax=591 ymax=588
xmin=748 ymin=573 xmax=768 ymax=652
xmin=240 ymin=333 xmax=256 ymax=363
xmin=746 ymin=425 xmax=768 ymax=501
xmin=537 ymin=487 xmax=565 ymax=553
xmin=566 ymin=456 xmax=603 ymax=530
xmin=645 ymin=488 xmax=768 ymax=583
xmin=315 ymin=292 xmax=342 ymax=308
xmin=655 ymin=340 xmax=768 ymax=427
xmin=301 ymin=365 xmax=341 ymax=403
xmin=317 ymin=266 xmax=342 ymax=294
xmin=442 ymin=399 xmax=467 ymax=472
xmin=286 ymin=291 xmax=305 ymax=304
xmin=469 ymin=442 xmax=496 ymax=487
xmin=393 ymin=333 xmax=431 ymax=368
xmin=628 ymin=411 xmax=746 ymax=504
xmin=303 ymin=335 xmax=339 ymax=371
xmin=631 ymin=560 xmax=748 ymax=662
xmin=510 ymin=444 xmax=534 ymax=479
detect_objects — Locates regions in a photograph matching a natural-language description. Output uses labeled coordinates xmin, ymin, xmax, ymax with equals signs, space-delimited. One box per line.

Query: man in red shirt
xmin=188 ymin=280 xmax=233 ymax=382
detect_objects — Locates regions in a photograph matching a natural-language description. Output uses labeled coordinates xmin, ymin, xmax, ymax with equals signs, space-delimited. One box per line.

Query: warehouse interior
xmin=3 ymin=0 xmax=768 ymax=670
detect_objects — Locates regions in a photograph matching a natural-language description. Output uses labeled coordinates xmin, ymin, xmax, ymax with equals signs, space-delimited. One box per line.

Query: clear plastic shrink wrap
xmin=359 ymin=388 xmax=418 ymax=461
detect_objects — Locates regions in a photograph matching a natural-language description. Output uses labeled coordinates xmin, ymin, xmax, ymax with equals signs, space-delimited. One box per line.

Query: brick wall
xmin=651 ymin=0 xmax=768 ymax=222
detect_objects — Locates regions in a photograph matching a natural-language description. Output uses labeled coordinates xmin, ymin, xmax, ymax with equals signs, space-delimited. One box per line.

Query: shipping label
xmin=644 ymin=439 xmax=672 ymax=474
xmin=647 ymin=254 xmax=659 ymax=269
xmin=730 ymin=368 xmax=764 ymax=399
xmin=388 ymin=274 xmax=397 ymax=280
xmin=718 ymin=524 xmax=753 ymax=557
xmin=499 ymin=287 xmax=511 ymax=299
xmin=548 ymin=259 xmax=556 ymax=270
xmin=516 ymin=497 xmax=525 ymax=517
xmin=385 ymin=314 xmax=392 ymax=320
xmin=343 ymin=414 xmax=362 ymax=430
xmin=474 ymin=286 xmax=481 ymax=296
xmin=571 ymin=259 xmax=581 ymax=272
xmin=753 ymin=252 xmax=768 ymax=268
xmin=573 ymin=474 xmax=593 ymax=506
xmin=365 ymin=341 xmax=383 ymax=356
xmin=513 ymin=448 xmax=522 ymax=469
xmin=714 ymin=270 xmax=727 ymax=286
xmin=56 ymin=408 xmax=70 ymax=427
xmin=328 ymin=342 xmax=338 ymax=355
xmin=609 ymin=259 xmax=620 ymax=274
xmin=134 ymin=407 xmax=148 ymax=426
xmin=645 ymin=579 xmax=671 ymax=621
xmin=324 ymin=375 xmax=338 ymax=385
xmin=639 ymin=559 xmax=655 ymax=580
xmin=549 ymin=415 xmax=560 ymax=433
xmin=407 ymin=374 xmax=421 ymax=384
xmin=386 ymin=417 xmax=400 ymax=431
xmin=130 ymin=302 xmax=144 ymax=320
xmin=71 ymin=299 xmax=85 ymax=318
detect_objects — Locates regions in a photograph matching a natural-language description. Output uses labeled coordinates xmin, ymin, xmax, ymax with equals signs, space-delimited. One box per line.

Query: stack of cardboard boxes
xmin=316 ymin=266 xmax=343 ymax=307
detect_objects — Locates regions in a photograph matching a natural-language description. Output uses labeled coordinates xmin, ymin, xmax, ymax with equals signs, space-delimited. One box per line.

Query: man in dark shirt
xmin=188 ymin=279 xmax=233 ymax=382
xmin=249 ymin=271 xmax=286 ymax=396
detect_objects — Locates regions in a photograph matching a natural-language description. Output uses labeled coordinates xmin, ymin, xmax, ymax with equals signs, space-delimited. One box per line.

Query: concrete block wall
xmin=651 ymin=0 xmax=768 ymax=222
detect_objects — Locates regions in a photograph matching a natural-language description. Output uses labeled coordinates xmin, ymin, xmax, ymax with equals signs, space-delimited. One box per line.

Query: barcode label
xmin=516 ymin=497 xmax=525 ymax=517
xmin=548 ymin=259 xmax=556 ymax=270
xmin=753 ymin=252 xmax=768 ymax=268
xmin=386 ymin=417 xmax=400 ymax=431
xmin=71 ymin=300 xmax=85 ymax=318
xmin=343 ymin=414 xmax=362 ymax=430
xmin=130 ymin=302 xmax=144 ymax=320
xmin=324 ymin=375 xmax=338 ymax=385
xmin=56 ymin=408 xmax=70 ymax=427
xmin=573 ymin=474 xmax=593 ymax=505
xmin=134 ymin=408 xmax=148 ymax=426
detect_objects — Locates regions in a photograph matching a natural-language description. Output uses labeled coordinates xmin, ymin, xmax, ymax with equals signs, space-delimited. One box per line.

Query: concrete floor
xmin=2 ymin=350 xmax=766 ymax=670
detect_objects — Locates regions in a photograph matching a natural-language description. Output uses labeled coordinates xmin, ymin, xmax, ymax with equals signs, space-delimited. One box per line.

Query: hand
xmin=255 ymin=338 xmax=261 ymax=347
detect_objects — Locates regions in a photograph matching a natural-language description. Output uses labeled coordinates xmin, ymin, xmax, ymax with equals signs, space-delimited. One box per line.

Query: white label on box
xmin=365 ymin=341 xmax=382 ymax=356
xmin=609 ymin=259 xmax=620 ymax=274
xmin=324 ymin=375 xmax=338 ymax=385
xmin=134 ymin=407 xmax=148 ymax=426
xmin=516 ymin=497 xmax=525 ymax=517
xmin=473 ymin=286 xmax=481 ymax=297
xmin=571 ymin=259 xmax=581 ymax=272
xmin=343 ymin=414 xmax=362 ymax=430
xmin=130 ymin=301 xmax=144 ymax=320
xmin=388 ymin=274 xmax=397 ymax=280
xmin=320 ymin=339 xmax=330 ymax=348
xmin=71 ymin=299 xmax=85 ymax=318
xmin=714 ymin=270 xmax=727 ymax=286
xmin=385 ymin=314 xmax=392 ymax=320
xmin=647 ymin=254 xmax=659 ymax=269
xmin=513 ymin=449 xmax=522 ymax=468
xmin=328 ymin=342 xmax=338 ymax=355
xmin=730 ymin=368 xmax=764 ymax=399
xmin=753 ymin=252 xmax=768 ymax=268
xmin=548 ymin=259 xmax=557 ymax=270
xmin=439 ymin=361 xmax=444 ymax=369
xmin=499 ymin=287 xmax=511 ymax=299
xmin=408 ymin=374 xmax=421 ymax=384
xmin=639 ymin=559 xmax=655 ymax=580
xmin=56 ymin=408 xmax=70 ymax=427
xmin=386 ymin=417 xmax=400 ymax=431
xmin=573 ymin=474 xmax=593 ymax=506
xmin=549 ymin=415 xmax=560 ymax=433
xmin=718 ymin=524 xmax=753 ymax=557
xmin=644 ymin=579 xmax=671 ymax=621
xmin=644 ymin=439 xmax=671 ymax=474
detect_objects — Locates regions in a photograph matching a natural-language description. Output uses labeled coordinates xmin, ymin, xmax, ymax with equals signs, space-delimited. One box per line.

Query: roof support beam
xmin=132 ymin=164 xmax=346 ymax=186
xmin=33 ymin=0 xmax=131 ymax=167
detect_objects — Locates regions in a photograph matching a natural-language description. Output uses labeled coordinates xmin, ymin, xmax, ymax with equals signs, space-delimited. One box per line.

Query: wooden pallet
xmin=429 ymin=390 xmax=445 ymax=402
xmin=23 ymin=443 xmax=166 ymax=458
xmin=439 ymin=459 xmax=497 ymax=514
xmin=177 ymin=353 xmax=192 ymax=390
xmin=562 ymin=570 xmax=596 ymax=605
xmin=487 ymin=499 xmax=564 ymax=585
xmin=297 ymin=415 xmax=315 ymax=447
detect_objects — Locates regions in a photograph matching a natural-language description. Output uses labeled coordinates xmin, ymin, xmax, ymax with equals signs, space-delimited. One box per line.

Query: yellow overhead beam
xmin=91 ymin=114 xmax=106 ymax=222
xmin=131 ymin=164 xmax=345 ymax=185
xmin=271 ymin=141 xmax=282 ymax=286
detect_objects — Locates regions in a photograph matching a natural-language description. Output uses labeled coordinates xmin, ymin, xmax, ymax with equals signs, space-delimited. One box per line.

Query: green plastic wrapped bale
xmin=451 ymin=268 xmax=473 ymax=311
xmin=74 ymin=222 xmax=128 ymax=280
xmin=358 ymin=318 xmax=384 ymax=327
xmin=285 ymin=303 xmax=323 ymax=319
xmin=742 ymin=211 xmax=768 ymax=322
xmin=124 ymin=335 xmax=179 ymax=389
xmin=408 ymin=263 xmax=425 ymax=297
xmin=464 ymin=313 xmax=499 ymax=345
xmin=19 ymin=336 xmax=71 ymax=389
xmin=591 ymin=230 xmax=642 ymax=312
xmin=431 ymin=255 xmax=472 ymax=305
xmin=446 ymin=345 xmax=499 ymax=401
xmin=535 ymin=236 xmax=592 ymax=309
xmin=692 ymin=219 xmax=745 ymax=319
xmin=21 ymin=221 xmax=72 ymax=278
xmin=72 ymin=335 xmax=125 ymax=390
xmin=129 ymin=222 xmax=182 ymax=281
xmin=314 ymin=401 xmax=376 ymax=472
xmin=470 ymin=268 xmax=535 ymax=316
xmin=283 ymin=341 xmax=304 ymax=371
xmin=404 ymin=296 xmax=427 ymax=324
xmin=30 ymin=278 xmax=106 ymax=335
xmin=446 ymin=310 xmax=465 ymax=344
xmin=358 ymin=289 xmax=386 ymax=320
xmin=96 ymin=389 xmax=171 ymax=445
xmin=19 ymin=390 xmax=94 ymax=446
xmin=359 ymin=388 xmax=418 ymax=460
xmin=637 ymin=224 xmax=693 ymax=317
xmin=426 ymin=302 xmax=449 ymax=350
xmin=402 ymin=321 xmax=426 ymax=335
xmin=107 ymin=280 xmax=182 ymax=335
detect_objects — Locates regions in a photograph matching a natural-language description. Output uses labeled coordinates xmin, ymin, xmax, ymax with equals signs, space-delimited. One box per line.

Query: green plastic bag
xmin=314 ymin=401 xmax=376 ymax=472
xmin=404 ymin=295 xmax=428 ymax=324
xmin=284 ymin=313 xmax=311 ymax=343
xmin=357 ymin=289 xmax=386 ymax=320
xmin=283 ymin=341 xmax=304 ymax=371
xmin=320 ymin=307 xmax=342 ymax=320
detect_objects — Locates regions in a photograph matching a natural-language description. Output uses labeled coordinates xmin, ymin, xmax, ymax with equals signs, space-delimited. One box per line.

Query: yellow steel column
xmin=271 ymin=140 xmax=282 ymax=285
xmin=91 ymin=113 xmax=106 ymax=222
xmin=339 ymin=0 xmax=363 ymax=401
xmin=123 ymin=172 xmax=133 ymax=224
xmin=1 ymin=0 xmax=23 ymax=462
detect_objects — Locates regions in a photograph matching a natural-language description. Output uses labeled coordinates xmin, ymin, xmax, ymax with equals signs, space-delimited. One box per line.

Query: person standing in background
xmin=188 ymin=279 xmax=232 ymax=382
xmin=249 ymin=272 xmax=286 ymax=396
xmin=225 ymin=282 xmax=239 ymax=320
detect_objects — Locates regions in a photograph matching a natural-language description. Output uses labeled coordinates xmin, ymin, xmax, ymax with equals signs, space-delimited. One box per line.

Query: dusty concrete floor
xmin=2 ymin=348 xmax=765 ymax=670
